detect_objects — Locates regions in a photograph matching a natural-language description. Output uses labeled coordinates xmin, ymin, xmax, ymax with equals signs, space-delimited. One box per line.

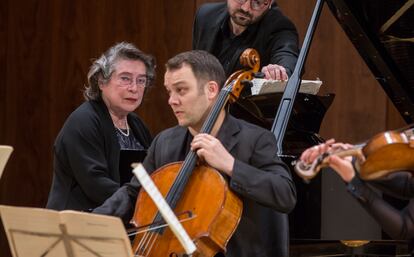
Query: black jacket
xmin=46 ymin=99 xmax=152 ymax=211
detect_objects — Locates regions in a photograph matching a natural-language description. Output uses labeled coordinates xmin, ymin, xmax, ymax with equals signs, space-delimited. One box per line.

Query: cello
xmin=130 ymin=49 xmax=261 ymax=257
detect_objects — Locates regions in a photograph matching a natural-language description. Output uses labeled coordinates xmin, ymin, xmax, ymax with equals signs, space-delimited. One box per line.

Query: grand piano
xmin=231 ymin=0 xmax=414 ymax=256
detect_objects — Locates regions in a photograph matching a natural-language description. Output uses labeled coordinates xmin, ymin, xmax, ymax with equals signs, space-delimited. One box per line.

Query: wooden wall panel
xmin=0 ymin=1 xmax=195 ymax=256
xmin=135 ymin=0 xmax=196 ymax=134
xmin=0 ymin=0 xmax=408 ymax=256
xmin=0 ymin=0 xmax=196 ymax=202
xmin=0 ymin=0 xmax=7 ymax=147
xmin=0 ymin=0 xmax=9 ymax=253
xmin=1 ymin=0 xmax=56 ymax=205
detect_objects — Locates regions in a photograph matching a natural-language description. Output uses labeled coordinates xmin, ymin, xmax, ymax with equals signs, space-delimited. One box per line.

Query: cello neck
xmin=200 ymin=85 xmax=232 ymax=134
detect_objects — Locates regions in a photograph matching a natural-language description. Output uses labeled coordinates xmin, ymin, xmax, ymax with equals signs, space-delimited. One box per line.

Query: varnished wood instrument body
xmin=131 ymin=162 xmax=242 ymax=256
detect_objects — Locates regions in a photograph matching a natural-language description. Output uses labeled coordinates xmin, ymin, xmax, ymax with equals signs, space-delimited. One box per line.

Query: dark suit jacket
xmin=192 ymin=2 xmax=299 ymax=76
xmin=46 ymin=99 xmax=152 ymax=211
xmin=94 ymin=114 xmax=296 ymax=257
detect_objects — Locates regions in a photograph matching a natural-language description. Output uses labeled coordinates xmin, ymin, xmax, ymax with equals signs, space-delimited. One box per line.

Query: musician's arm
xmin=347 ymin=176 xmax=414 ymax=239
xmin=369 ymin=172 xmax=414 ymax=199
xmin=265 ymin=17 xmax=299 ymax=78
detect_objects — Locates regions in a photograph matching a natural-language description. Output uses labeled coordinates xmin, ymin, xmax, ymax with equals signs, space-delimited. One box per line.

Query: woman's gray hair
xmin=84 ymin=42 xmax=156 ymax=100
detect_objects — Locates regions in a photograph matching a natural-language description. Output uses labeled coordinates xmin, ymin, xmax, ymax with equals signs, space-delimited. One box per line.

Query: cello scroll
xmin=224 ymin=48 xmax=260 ymax=103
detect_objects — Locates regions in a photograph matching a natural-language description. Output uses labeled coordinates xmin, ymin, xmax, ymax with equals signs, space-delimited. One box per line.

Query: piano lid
xmin=326 ymin=0 xmax=414 ymax=123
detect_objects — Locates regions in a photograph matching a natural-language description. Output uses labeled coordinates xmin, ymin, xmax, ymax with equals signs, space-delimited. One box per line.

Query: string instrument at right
xmin=294 ymin=125 xmax=414 ymax=181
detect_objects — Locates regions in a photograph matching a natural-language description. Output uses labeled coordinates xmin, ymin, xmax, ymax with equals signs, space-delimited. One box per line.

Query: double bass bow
xmin=130 ymin=49 xmax=261 ymax=257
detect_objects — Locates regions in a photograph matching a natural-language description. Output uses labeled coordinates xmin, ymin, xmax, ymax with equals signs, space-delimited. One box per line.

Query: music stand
xmin=0 ymin=205 xmax=134 ymax=257
xmin=0 ymin=145 xmax=13 ymax=179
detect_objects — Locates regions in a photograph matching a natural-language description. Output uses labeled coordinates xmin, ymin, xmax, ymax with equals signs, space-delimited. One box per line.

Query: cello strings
xmin=145 ymin=233 xmax=160 ymax=257
xmin=138 ymin=229 xmax=159 ymax=256
xmin=135 ymin=213 xmax=196 ymax=255
xmin=137 ymin=231 xmax=152 ymax=255
xmin=135 ymin=214 xmax=197 ymax=254
xmin=128 ymin=215 xmax=196 ymax=236
xmin=140 ymin=232 xmax=159 ymax=257
xmin=136 ymin=226 xmax=153 ymax=256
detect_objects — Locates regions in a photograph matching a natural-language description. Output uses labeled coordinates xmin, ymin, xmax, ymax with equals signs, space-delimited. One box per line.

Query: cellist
xmin=94 ymin=50 xmax=296 ymax=257
xmin=299 ymin=137 xmax=414 ymax=251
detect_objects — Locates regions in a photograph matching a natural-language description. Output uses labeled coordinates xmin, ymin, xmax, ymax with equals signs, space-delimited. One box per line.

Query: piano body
xmin=231 ymin=0 xmax=414 ymax=255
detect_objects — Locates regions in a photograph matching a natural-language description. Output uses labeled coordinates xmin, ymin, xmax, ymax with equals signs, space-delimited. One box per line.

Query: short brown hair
xmin=165 ymin=50 xmax=225 ymax=90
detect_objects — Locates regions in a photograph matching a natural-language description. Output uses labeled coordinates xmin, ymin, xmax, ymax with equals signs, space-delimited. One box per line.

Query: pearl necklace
xmin=115 ymin=119 xmax=129 ymax=137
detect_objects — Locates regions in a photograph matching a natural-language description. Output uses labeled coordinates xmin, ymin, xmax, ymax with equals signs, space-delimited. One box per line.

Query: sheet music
xmin=251 ymin=78 xmax=323 ymax=95
xmin=0 ymin=205 xmax=133 ymax=257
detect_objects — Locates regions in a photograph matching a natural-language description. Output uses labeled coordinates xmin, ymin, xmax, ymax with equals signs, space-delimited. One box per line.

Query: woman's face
xmin=100 ymin=59 xmax=147 ymax=117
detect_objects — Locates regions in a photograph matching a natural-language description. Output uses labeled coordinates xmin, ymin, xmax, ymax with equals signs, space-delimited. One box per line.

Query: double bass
xmin=130 ymin=49 xmax=261 ymax=257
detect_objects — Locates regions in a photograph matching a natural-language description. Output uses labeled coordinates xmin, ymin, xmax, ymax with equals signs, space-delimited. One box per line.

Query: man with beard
xmin=193 ymin=0 xmax=299 ymax=81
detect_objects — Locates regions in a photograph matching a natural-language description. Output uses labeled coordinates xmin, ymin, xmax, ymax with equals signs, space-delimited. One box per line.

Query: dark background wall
xmin=0 ymin=0 xmax=405 ymax=256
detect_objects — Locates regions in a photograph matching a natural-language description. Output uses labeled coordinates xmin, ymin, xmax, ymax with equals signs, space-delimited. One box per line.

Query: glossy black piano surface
xmin=231 ymin=0 xmax=413 ymax=255
xmin=231 ymin=92 xmax=334 ymax=156
xmin=231 ymin=92 xmax=335 ymax=241
xmin=326 ymin=0 xmax=414 ymax=123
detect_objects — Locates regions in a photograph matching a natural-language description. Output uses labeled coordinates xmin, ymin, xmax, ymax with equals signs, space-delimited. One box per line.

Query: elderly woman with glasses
xmin=46 ymin=42 xmax=154 ymax=211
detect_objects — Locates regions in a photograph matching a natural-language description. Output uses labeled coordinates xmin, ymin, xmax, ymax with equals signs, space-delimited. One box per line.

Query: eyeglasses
xmin=115 ymin=74 xmax=148 ymax=88
xmin=234 ymin=0 xmax=270 ymax=11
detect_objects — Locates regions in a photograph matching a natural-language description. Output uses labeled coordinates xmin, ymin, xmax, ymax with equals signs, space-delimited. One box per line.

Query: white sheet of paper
xmin=251 ymin=79 xmax=323 ymax=95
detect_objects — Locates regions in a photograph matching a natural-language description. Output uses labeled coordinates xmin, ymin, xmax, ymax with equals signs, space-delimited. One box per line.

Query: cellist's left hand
xmin=191 ymin=133 xmax=235 ymax=176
